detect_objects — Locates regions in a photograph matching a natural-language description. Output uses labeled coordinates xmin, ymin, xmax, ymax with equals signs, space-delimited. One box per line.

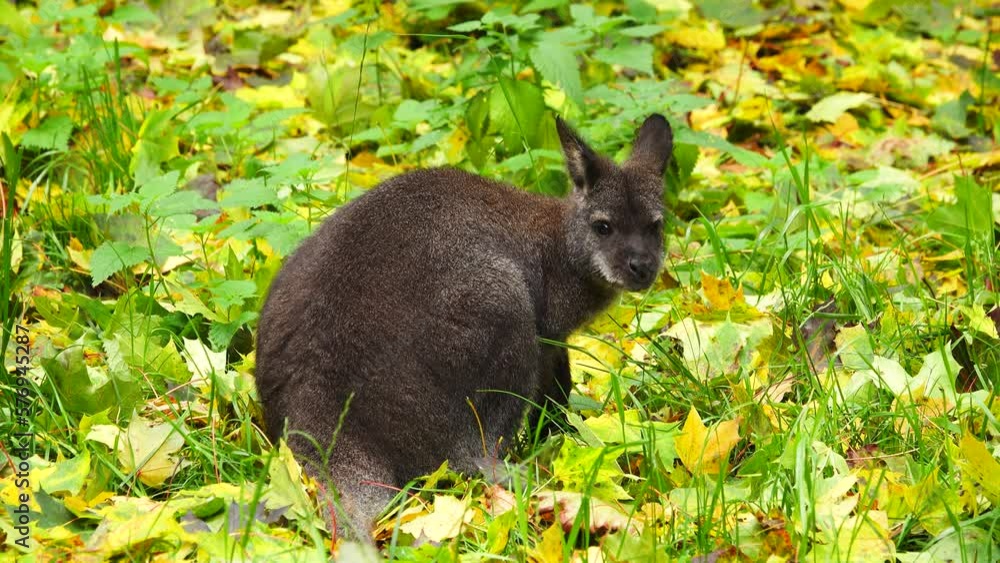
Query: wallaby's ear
xmin=625 ymin=114 xmax=673 ymax=176
xmin=557 ymin=116 xmax=602 ymax=192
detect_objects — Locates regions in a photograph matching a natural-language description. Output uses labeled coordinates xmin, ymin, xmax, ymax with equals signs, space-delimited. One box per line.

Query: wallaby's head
xmin=558 ymin=114 xmax=673 ymax=291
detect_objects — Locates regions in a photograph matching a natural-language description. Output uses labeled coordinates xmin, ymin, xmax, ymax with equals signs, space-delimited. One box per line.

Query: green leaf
xmin=220 ymin=178 xmax=279 ymax=209
xmin=698 ymin=0 xmax=779 ymax=28
xmin=108 ymin=3 xmax=159 ymax=24
xmin=410 ymin=129 xmax=447 ymax=153
xmin=911 ymin=348 xmax=960 ymax=403
xmin=677 ymin=129 xmax=768 ymax=168
xmin=665 ymin=317 xmax=773 ymax=381
xmin=21 ymin=116 xmax=73 ymax=152
xmin=209 ymin=311 xmax=258 ymax=351
xmin=927 ymin=176 xmax=993 ymax=245
xmin=619 ymin=24 xmax=666 ymax=37
xmin=488 ymin=78 xmax=547 ymax=150
xmin=0 ymin=0 xmax=31 ymax=36
xmin=40 ymin=451 xmax=91 ymax=496
xmin=40 ymin=347 xmax=139 ymax=416
xmin=447 ymin=20 xmax=482 ymax=32
xmin=393 ymin=99 xmax=439 ymax=130
xmin=251 ymin=108 xmax=308 ymax=130
xmin=99 ymin=192 xmax=139 ymax=214
xmin=594 ymin=42 xmax=654 ymax=75
xmin=182 ymin=337 xmax=227 ymax=383
xmin=552 ymin=439 xmax=631 ymax=501
xmin=805 ymin=92 xmax=873 ymax=123
xmin=583 ymin=411 xmax=644 ymax=445
xmin=466 ymin=91 xmax=490 ymax=141
xmin=932 ymin=92 xmax=974 ymax=139
xmin=667 ymin=142 xmax=698 ymax=192
xmin=208 ymin=280 xmax=258 ymax=310
xmin=90 ymin=241 xmax=149 ymax=286
xmin=570 ymin=4 xmax=602 ymax=29
xmin=646 ymin=420 xmax=680 ymax=469
xmin=137 ymin=171 xmax=181 ymax=209
xmin=118 ymin=412 xmax=187 ymax=487
xmin=923 ymin=526 xmax=1000 ymax=563
xmin=523 ymin=0 xmax=567 ymax=12
xmin=150 ymin=191 xmax=219 ymax=218
xmin=481 ymin=10 xmax=540 ymax=33
xmin=130 ymin=109 xmax=180 ymax=185
xmin=530 ymin=41 xmax=585 ymax=108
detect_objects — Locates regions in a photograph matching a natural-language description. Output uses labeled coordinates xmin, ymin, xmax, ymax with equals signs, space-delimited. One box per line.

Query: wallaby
xmin=255 ymin=113 xmax=673 ymax=537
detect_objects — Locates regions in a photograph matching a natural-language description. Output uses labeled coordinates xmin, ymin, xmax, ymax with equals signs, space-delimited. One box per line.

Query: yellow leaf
xmin=118 ymin=413 xmax=187 ymax=487
xmin=923 ymin=249 xmax=965 ymax=262
xmin=35 ymin=523 xmax=76 ymax=543
xmin=85 ymin=424 xmax=122 ymax=449
xmin=689 ymin=103 xmax=728 ymax=132
xmin=890 ymin=468 xmax=956 ymax=535
xmin=398 ymin=495 xmax=473 ymax=542
xmin=837 ymin=0 xmax=872 ymax=12
xmin=834 ymin=325 xmax=872 ymax=371
xmin=828 ymin=112 xmax=860 ymax=140
xmin=665 ymin=23 xmax=726 ymax=52
xmin=731 ymin=96 xmax=769 ymax=122
xmin=232 ymin=8 xmax=294 ymax=29
xmin=446 ymin=127 xmax=469 ymax=165
xmin=317 ymin=0 xmax=353 ymax=18
xmin=0 ymin=475 xmax=39 ymax=510
xmin=86 ymin=496 xmax=188 ymax=555
xmin=529 ymin=524 xmax=565 ymax=563
xmin=234 ymin=84 xmax=305 ymax=110
xmin=374 ymin=503 xmax=425 ymax=540
xmin=568 ymin=334 xmax=622 ymax=399
xmin=963 ymin=306 xmax=999 ymax=340
xmin=701 ymin=271 xmax=745 ymax=312
xmin=583 ymin=410 xmax=644 ymax=445
xmin=813 ymin=474 xmax=859 ymax=533
xmin=265 ymin=440 xmax=321 ymax=526
xmin=720 ymin=200 xmax=741 ymax=218
xmin=39 ymin=450 xmax=90 ymax=496
xmin=810 ymin=511 xmax=895 ymax=562
xmin=66 ymin=236 xmax=89 ymax=271
xmin=959 ymin=433 xmax=1000 ymax=505
xmin=675 ymin=408 xmax=741 ymax=475
xmin=63 ymin=494 xmax=91 ymax=515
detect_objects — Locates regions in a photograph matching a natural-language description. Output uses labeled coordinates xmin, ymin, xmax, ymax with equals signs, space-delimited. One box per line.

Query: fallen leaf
xmin=535 ymin=490 xmax=641 ymax=535
xmin=118 ymin=413 xmax=187 ymax=487
xmin=675 ymin=408 xmax=741 ymax=475
xmin=399 ymin=495 xmax=473 ymax=542
xmin=701 ymin=271 xmax=746 ymax=312
xmin=806 ymin=92 xmax=874 ymax=123
xmin=529 ymin=523 xmax=565 ymax=563
xmin=958 ymin=433 xmax=1000 ymax=505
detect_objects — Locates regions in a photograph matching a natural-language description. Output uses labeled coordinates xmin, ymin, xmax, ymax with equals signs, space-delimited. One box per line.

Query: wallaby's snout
xmin=627 ymin=252 xmax=656 ymax=288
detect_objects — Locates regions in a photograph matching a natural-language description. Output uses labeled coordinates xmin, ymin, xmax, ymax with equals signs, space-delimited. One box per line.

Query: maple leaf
xmin=675 ymin=408 xmax=741 ymax=475
xmin=398 ymin=495 xmax=475 ymax=542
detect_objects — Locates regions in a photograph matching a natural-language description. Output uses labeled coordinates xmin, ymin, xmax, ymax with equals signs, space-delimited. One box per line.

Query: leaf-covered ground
xmin=1 ymin=1 xmax=998 ymax=561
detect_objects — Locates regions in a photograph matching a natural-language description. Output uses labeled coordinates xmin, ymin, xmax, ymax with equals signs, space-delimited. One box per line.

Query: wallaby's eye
xmin=649 ymin=219 xmax=663 ymax=233
xmin=592 ymin=221 xmax=612 ymax=236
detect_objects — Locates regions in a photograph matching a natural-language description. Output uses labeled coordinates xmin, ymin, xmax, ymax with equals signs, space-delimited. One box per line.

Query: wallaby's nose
xmin=628 ymin=256 xmax=653 ymax=281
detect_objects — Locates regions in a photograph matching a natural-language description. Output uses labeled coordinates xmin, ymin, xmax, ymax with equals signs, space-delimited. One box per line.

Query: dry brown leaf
xmin=535 ymin=490 xmax=641 ymax=535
